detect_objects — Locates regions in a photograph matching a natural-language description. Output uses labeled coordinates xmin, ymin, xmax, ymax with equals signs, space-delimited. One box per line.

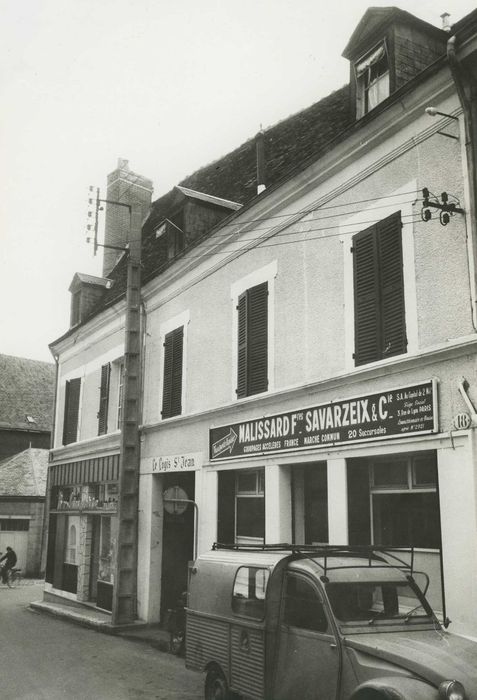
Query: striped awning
xmin=49 ymin=454 xmax=119 ymax=486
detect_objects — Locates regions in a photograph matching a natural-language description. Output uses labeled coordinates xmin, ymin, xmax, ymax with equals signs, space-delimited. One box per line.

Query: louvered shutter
xmin=236 ymin=282 xmax=268 ymax=398
xmin=97 ymin=363 xmax=111 ymax=435
xmin=62 ymin=378 xmax=81 ymax=445
xmin=378 ymin=212 xmax=407 ymax=358
xmin=353 ymin=226 xmax=381 ymax=366
xmin=353 ymin=211 xmax=406 ymax=366
xmin=161 ymin=326 xmax=183 ymax=418
xmin=236 ymin=292 xmax=248 ymax=399
xmin=247 ymin=282 xmax=268 ymax=395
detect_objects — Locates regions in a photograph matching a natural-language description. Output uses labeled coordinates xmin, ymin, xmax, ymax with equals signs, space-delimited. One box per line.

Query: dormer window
xmin=355 ymin=42 xmax=389 ymax=117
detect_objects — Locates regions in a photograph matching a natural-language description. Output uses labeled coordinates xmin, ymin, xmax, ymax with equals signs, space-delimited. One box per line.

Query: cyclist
xmin=0 ymin=547 xmax=17 ymax=584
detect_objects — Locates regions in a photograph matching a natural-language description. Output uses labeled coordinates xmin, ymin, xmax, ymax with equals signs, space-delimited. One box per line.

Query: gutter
xmin=447 ymin=33 xmax=477 ymax=328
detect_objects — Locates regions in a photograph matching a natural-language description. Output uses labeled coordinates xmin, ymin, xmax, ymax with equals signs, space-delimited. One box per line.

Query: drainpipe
xmin=447 ymin=34 xmax=477 ymax=328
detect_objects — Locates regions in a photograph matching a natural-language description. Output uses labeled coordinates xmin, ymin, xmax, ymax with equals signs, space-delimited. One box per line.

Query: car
xmin=185 ymin=543 xmax=477 ymax=699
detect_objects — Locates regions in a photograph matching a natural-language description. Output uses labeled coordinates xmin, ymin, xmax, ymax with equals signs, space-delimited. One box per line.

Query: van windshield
xmin=326 ymin=582 xmax=432 ymax=624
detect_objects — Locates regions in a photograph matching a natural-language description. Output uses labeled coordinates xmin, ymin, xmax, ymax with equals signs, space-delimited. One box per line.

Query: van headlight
xmin=439 ymin=680 xmax=466 ymax=700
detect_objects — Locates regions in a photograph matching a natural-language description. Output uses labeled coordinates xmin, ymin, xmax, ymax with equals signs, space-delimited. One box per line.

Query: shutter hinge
xmin=352 ymin=353 xmax=356 ymax=359
xmin=350 ymin=246 xmax=354 ymax=253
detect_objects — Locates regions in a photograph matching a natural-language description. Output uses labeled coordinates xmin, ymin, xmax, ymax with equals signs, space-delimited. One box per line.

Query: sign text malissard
xmin=210 ymin=380 xmax=437 ymax=461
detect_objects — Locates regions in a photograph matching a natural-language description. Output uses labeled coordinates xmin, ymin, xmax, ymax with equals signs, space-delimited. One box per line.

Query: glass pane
xmin=284 ymin=575 xmax=328 ymax=632
xmin=232 ymin=567 xmax=269 ymax=618
xmin=413 ymin=456 xmax=437 ymax=487
xmin=237 ymin=472 xmax=258 ymax=494
xmin=327 ymin=582 xmax=431 ymax=623
xmin=373 ymin=460 xmax=408 ymax=488
xmin=99 ymin=517 xmax=113 ymax=582
xmin=373 ymin=492 xmax=440 ymax=548
xmin=236 ymin=497 xmax=265 ymax=538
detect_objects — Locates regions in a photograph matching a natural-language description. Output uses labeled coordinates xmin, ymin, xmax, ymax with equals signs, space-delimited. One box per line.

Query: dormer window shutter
xmin=98 ymin=363 xmax=111 ymax=435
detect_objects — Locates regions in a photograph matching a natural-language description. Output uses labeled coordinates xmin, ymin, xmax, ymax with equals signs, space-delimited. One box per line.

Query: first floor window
xmin=353 ymin=211 xmax=407 ymax=366
xmin=63 ymin=377 xmax=81 ymax=445
xmin=237 ymin=282 xmax=268 ymax=398
xmin=98 ymin=363 xmax=111 ymax=435
xmin=162 ymin=326 xmax=184 ymax=419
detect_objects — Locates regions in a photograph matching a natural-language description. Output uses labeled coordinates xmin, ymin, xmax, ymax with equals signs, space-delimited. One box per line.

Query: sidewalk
xmin=29 ymin=598 xmax=172 ymax=652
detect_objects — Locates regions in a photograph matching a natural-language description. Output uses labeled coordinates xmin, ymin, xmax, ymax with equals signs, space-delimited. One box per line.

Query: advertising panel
xmin=209 ymin=380 xmax=437 ymax=461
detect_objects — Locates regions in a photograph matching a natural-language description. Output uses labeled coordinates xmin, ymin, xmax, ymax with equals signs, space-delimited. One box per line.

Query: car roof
xmin=289 ymin=555 xmax=409 ymax=583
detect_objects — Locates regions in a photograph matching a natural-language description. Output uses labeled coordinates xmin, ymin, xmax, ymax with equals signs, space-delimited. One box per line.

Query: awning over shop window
xmin=49 ymin=454 xmax=119 ymax=486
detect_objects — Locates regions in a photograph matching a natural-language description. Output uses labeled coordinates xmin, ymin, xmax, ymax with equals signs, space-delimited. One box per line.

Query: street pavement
xmin=0 ymin=582 xmax=203 ymax=700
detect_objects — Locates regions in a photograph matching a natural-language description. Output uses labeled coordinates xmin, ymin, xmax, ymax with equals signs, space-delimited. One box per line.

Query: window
xmin=353 ymin=211 xmax=406 ymax=366
xmin=161 ymin=326 xmax=184 ymax=419
xmin=355 ymin=43 xmax=390 ymax=117
xmin=62 ymin=377 xmax=81 ymax=445
xmin=0 ymin=519 xmax=29 ymax=531
xmin=117 ymin=361 xmax=125 ymax=429
xmin=371 ymin=454 xmax=440 ymax=549
xmin=237 ymin=282 xmax=268 ymax=398
xmin=65 ymin=522 xmax=77 ymax=565
xmin=236 ymin=469 xmax=265 ymax=543
xmin=98 ymin=363 xmax=111 ymax=436
xmin=232 ymin=566 xmax=269 ymax=619
xmin=284 ymin=574 xmax=328 ymax=632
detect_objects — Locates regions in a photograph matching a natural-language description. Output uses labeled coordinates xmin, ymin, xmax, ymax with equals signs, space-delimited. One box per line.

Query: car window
xmin=232 ymin=566 xmax=269 ymax=619
xmin=284 ymin=573 xmax=328 ymax=633
xmin=326 ymin=582 xmax=431 ymax=623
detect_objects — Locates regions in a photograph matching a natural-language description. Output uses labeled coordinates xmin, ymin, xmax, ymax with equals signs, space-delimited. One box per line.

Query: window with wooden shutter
xmin=161 ymin=326 xmax=184 ymax=418
xmin=97 ymin=363 xmax=111 ymax=435
xmin=236 ymin=281 xmax=268 ymax=398
xmin=62 ymin=377 xmax=81 ymax=445
xmin=353 ymin=211 xmax=406 ymax=366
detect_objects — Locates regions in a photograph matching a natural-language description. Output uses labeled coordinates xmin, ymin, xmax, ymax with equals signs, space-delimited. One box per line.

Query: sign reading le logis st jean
xmin=209 ymin=380 xmax=437 ymax=461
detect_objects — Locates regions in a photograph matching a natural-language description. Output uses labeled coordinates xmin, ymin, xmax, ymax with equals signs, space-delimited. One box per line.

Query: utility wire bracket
xmin=421 ymin=188 xmax=464 ymax=226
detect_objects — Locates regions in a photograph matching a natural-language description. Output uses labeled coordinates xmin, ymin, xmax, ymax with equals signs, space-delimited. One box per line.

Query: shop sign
xmin=145 ymin=452 xmax=203 ymax=473
xmin=210 ymin=380 xmax=437 ymax=461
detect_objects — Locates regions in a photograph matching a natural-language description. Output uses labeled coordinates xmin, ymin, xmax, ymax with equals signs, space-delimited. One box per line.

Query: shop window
xmin=97 ymin=363 xmax=111 ymax=436
xmin=236 ymin=282 xmax=268 ymax=398
xmin=352 ymin=211 xmax=407 ymax=366
xmin=161 ymin=326 xmax=184 ymax=419
xmin=236 ymin=469 xmax=265 ymax=543
xmin=65 ymin=523 xmax=77 ymax=565
xmin=62 ymin=377 xmax=81 ymax=445
xmin=284 ymin=573 xmax=328 ymax=633
xmin=232 ymin=566 xmax=269 ymax=619
xmin=355 ymin=43 xmax=390 ymax=118
xmin=370 ymin=453 xmax=439 ymax=550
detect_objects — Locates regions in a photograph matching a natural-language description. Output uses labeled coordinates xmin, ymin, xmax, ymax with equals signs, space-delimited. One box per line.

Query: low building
xmin=0 ymin=447 xmax=49 ymax=575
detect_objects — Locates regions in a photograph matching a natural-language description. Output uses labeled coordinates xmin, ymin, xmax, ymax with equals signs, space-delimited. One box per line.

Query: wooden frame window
xmin=353 ymin=211 xmax=407 ymax=366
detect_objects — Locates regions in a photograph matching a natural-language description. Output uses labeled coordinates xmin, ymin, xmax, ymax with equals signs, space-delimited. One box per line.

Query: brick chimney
xmin=103 ymin=159 xmax=153 ymax=276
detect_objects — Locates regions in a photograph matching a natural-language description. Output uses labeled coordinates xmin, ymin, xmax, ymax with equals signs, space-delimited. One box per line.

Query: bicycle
xmin=1 ymin=566 xmax=22 ymax=587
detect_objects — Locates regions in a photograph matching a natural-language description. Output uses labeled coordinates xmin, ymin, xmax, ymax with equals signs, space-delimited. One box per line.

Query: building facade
xmin=45 ymin=8 xmax=477 ymax=639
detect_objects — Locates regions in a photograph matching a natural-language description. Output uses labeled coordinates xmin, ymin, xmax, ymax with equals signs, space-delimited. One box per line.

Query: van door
xmin=272 ymin=572 xmax=339 ymax=700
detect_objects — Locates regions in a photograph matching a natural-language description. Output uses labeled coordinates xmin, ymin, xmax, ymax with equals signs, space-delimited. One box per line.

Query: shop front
xmin=210 ymin=379 xmax=450 ymax=621
xmin=45 ymin=455 xmax=119 ymax=612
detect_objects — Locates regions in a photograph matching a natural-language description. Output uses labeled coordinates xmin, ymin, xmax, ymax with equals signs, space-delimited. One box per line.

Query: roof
xmin=174 ymin=186 xmax=242 ymax=211
xmin=69 ymin=273 xmax=113 ymax=291
xmin=0 ymin=354 xmax=55 ymax=432
xmin=0 ymin=448 xmax=48 ymax=497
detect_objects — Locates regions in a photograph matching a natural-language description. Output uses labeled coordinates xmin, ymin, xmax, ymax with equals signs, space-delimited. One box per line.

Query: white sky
xmin=1 ymin=0 xmax=476 ymax=362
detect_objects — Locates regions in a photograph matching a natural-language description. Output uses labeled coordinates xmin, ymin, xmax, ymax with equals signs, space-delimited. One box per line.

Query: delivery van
xmin=185 ymin=543 xmax=477 ymax=700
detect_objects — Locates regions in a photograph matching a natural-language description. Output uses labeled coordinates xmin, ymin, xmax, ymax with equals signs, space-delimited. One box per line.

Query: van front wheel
xmin=204 ymin=667 xmax=239 ymax=700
